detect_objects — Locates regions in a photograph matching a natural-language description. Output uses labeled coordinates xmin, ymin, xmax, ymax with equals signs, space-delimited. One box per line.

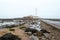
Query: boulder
xmin=0 ymin=33 xmax=21 ymax=40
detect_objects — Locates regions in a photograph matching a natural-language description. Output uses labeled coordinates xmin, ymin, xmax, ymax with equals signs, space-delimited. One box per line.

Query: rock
xmin=36 ymin=32 xmax=44 ymax=37
xmin=43 ymin=33 xmax=49 ymax=38
xmin=29 ymin=35 xmax=39 ymax=40
xmin=27 ymin=32 xmax=32 ymax=35
xmin=25 ymin=28 xmax=38 ymax=34
xmin=0 ymin=33 xmax=21 ymax=40
xmin=40 ymin=29 xmax=50 ymax=33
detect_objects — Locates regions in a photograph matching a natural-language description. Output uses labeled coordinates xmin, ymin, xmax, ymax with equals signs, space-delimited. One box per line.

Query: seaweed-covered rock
xmin=25 ymin=28 xmax=38 ymax=34
xmin=0 ymin=33 xmax=21 ymax=40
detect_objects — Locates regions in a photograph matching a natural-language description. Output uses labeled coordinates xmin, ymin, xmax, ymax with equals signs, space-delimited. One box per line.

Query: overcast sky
xmin=0 ymin=0 xmax=60 ymax=18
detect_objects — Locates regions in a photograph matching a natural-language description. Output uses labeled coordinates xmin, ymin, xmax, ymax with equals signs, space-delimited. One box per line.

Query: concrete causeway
xmin=40 ymin=19 xmax=60 ymax=40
